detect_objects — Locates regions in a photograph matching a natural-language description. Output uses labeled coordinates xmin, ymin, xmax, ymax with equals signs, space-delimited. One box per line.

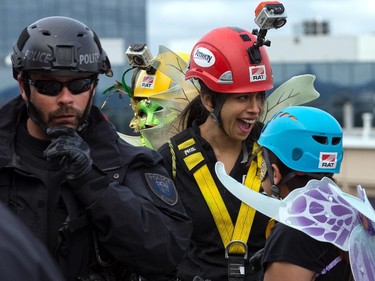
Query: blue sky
xmin=146 ymin=0 xmax=375 ymax=54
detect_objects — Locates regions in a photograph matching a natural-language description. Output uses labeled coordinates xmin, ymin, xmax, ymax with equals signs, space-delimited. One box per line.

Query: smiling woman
xmin=157 ymin=26 xmax=275 ymax=281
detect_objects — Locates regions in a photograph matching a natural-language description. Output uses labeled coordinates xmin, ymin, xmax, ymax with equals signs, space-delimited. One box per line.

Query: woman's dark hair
xmin=174 ymin=80 xmax=221 ymax=131
xmin=174 ymin=79 xmax=266 ymax=133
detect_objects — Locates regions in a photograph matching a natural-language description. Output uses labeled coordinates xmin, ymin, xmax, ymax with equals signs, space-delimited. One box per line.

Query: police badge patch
xmin=145 ymin=173 xmax=178 ymax=206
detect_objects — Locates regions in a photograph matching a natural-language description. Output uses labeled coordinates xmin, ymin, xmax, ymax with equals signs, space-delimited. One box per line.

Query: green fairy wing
xmin=260 ymin=74 xmax=320 ymax=123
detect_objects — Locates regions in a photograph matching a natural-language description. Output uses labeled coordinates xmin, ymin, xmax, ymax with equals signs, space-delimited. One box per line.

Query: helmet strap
xmin=210 ymin=93 xmax=227 ymax=128
xmin=271 ymin=184 xmax=280 ymax=199
xmin=76 ymin=80 xmax=98 ymax=134
xmin=263 ymin=148 xmax=298 ymax=199
xmin=21 ymin=78 xmax=49 ymax=134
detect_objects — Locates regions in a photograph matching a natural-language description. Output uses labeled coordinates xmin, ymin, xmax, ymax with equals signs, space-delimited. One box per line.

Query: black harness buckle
xmin=225 ymin=240 xmax=248 ymax=280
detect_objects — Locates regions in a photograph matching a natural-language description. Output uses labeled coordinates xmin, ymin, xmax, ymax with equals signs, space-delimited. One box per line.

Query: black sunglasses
xmin=28 ymin=76 xmax=96 ymax=96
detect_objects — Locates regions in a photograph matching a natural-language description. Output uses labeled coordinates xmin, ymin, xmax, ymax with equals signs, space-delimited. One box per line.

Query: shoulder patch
xmin=144 ymin=173 xmax=178 ymax=206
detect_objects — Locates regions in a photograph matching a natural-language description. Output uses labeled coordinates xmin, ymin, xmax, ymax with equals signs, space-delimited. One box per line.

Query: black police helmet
xmin=11 ymin=16 xmax=112 ymax=78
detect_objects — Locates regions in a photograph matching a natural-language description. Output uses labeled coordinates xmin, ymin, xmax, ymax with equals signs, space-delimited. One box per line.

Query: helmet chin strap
xmin=23 ymin=83 xmax=49 ymax=135
xmin=210 ymin=93 xmax=226 ymax=127
xmin=76 ymin=90 xmax=94 ymax=134
xmin=263 ymin=148 xmax=297 ymax=199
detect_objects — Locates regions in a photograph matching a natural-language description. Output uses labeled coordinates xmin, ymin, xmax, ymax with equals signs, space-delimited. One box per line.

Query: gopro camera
xmin=254 ymin=1 xmax=287 ymax=30
xmin=126 ymin=43 xmax=154 ymax=68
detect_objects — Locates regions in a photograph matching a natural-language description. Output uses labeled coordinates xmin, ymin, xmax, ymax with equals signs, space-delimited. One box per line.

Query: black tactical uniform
xmin=0 ymin=96 xmax=192 ymax=280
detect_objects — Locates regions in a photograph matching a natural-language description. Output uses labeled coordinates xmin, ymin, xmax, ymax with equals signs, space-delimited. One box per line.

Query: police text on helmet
xmin=25 ymin=50 xmax=52 ymax=64
xmin=79 ymin=53 xmax=100 ymax=65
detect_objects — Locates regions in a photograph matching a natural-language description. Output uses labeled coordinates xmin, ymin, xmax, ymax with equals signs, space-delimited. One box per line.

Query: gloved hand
xmin=44 ymin=126 xmax=93 ymax=180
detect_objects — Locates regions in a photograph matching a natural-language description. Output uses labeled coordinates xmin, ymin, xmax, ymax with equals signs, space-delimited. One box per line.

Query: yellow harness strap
xmin=176 ymin=138 xmax=262 ymax=254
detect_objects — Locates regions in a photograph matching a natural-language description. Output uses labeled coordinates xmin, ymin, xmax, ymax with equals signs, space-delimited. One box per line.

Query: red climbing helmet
xmin=185 ymin=26 xmax=273 ymax=94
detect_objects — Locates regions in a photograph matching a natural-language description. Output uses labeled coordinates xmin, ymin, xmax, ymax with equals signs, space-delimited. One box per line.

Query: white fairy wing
xmin=216 ymin=162 xmax=375 ymax=250
xmin=150 ymin=45 xmax=188 ymax=83
xmin=215 ymin=161 xmax=283 ymax=219
xmin=260 ymin=74 xmax=320 ymax=123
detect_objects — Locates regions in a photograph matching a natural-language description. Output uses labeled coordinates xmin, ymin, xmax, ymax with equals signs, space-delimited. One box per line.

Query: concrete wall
xmin=335 ymin=122 xmax=375 ymax=200
xmin=336 ymin=147 xmax=375 ymax=197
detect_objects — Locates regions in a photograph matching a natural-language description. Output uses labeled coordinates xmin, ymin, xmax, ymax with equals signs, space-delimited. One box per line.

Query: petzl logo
xmin=141 ymin=75 xmax=156 ymax=89
xmin=319 ymin=152 xmax=337 ymax=169
xmin=183 ymin=146 xmax=197 ymax=156
xmin=249 ymin=65 xmax=266 ymax=82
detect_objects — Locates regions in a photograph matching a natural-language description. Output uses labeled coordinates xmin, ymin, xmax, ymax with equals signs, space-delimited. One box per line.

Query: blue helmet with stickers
xmin=258 ymin=106 xmax=343 ymax=173
xmin=11 ymin=16 xmax=112 ymax=78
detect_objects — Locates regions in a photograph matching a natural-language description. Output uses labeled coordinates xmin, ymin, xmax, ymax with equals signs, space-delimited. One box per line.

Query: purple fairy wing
xmin=354 ymin=185 xmax=375 ymax=236
xmin=349 ymin=224 xmax=375 ymax=281
xmin=348 ymin=185 xmax=375 ymax=281
xmin=216 ymin=161 xmax=375 ymax=280
xmin=279 ymin=177 xmax=358 ymax=251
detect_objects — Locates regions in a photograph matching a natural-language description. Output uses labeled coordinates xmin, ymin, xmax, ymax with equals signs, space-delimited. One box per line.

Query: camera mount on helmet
xmin=126 ymin=43 xmax=156 ymax=74
xmin=248 ymin=1 xmax=287 ymax=64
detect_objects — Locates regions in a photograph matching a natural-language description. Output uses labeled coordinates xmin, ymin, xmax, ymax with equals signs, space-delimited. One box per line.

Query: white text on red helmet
xmin=249 ymin=65 xmax=266 ymax=82
xmin=193 ymin=47 xmax=215 ymax=67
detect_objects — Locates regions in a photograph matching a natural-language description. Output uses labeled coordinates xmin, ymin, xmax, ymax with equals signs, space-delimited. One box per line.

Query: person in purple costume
xmin=256 ymin=106 xmax=353 ymax=281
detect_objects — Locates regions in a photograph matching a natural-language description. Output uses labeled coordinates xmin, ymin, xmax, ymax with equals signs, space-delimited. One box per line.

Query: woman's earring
xmin=209 ymin=108 xmax=219 ymax=124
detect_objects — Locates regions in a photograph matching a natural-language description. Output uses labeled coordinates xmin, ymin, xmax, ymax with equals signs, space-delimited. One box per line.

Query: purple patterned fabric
xmin=215 ymin=162 xmax=375 ymax=281
xmin=279 ymin=179 xmax=357 ymax=250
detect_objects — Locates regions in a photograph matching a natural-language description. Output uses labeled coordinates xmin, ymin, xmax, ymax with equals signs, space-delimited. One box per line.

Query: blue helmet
xmin=258 ymin=106 xmax=343 ymax=174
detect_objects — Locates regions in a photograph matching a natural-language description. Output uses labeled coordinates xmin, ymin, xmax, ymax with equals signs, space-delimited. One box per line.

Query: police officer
xmin=1 ymin=16 xmax=192 ymax=280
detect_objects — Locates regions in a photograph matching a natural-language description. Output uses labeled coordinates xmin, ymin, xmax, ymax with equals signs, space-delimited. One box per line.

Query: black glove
xmin=44 ymin=126 xmax=93 ymax=180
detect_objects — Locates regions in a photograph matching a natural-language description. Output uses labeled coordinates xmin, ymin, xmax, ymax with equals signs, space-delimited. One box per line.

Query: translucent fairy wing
xmin=349 ymin=224 xmax=375 ymax=281
xmin=140 ymin=120 xmax=177 ymax=150
xmin=150 ymin=80 xmax=199 ymax=112
xmin=141 ymin=45 xmax=200 ymax=148
xmin=150 ymin=45 xmax=188 ymax=83
xmin=149 ymin=45 xmax=200 ymax=111
xmin=215 ymin=162 xmax=283 ymax=219
xmin=260 ymin=74 xmax=320 ymax=123
xmin=117 ymin=132 xmax=144 ymax=147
